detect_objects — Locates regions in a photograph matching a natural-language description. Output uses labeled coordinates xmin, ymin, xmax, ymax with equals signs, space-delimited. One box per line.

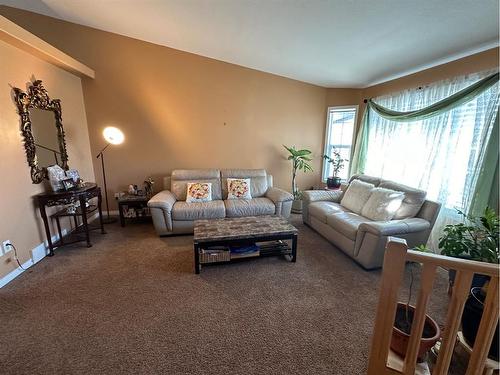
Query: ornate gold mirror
xmin=13 ymin=80 xmax=69 ymax=183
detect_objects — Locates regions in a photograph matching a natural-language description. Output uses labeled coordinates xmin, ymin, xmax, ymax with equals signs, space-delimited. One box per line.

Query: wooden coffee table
xmin=193 ymin=216 xmax=298 ymax=274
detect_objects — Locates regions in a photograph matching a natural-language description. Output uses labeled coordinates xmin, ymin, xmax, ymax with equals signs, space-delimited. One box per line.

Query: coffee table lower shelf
xmin=194 ymin=234 xmax=297 ymax=274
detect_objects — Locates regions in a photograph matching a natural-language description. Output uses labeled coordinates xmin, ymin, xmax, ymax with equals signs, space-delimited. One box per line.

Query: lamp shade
xmin=103 ymin=126 xmax=124 ymax=145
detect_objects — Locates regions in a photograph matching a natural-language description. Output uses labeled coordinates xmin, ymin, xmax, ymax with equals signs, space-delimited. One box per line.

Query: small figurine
xmin=144 ymin=177 xmax=155 ymax=197
xmin=128 ymin=184 xmax=136 ymax=195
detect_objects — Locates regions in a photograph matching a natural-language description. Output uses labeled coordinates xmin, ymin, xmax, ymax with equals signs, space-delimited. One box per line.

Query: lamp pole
xmin=96 ymin=143 xmax=115 ymax=223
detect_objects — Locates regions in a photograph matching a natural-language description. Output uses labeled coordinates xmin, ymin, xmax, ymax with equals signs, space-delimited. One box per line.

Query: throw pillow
xmin=361 ymin=187 xmax=405 ymax=221
xmin=227 ymin=178 xmax=252 ymax=199
xmin=186 ymin=182 xmax=212 ymax=203
xmin=340 ymin=179 xmax=375 ymax=214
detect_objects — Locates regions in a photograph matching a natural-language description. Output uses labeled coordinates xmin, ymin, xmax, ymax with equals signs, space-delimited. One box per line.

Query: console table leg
xmin=80 ymin=196 xmax=92 ymax=248
xmin=97 ymin=189 xmax=106 ymax=234
xmin=40 ymin=205 xmax=54 ymax=256
xmin=291 ymin=234 xmax=297 ymax=262
xmin=55 ymin=217 xmax=63 ymax=245
xmin=194 ymin=243 xmax=200 ymax=274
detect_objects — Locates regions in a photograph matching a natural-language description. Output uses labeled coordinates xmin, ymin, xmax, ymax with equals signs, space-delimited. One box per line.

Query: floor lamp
xmin=96 ymin=126 xmax=124 ymax=224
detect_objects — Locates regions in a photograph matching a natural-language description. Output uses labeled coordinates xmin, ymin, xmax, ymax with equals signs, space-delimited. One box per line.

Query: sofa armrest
xmin=302 ymin=190 xmax=343 ymax=203
xmin=358 ymin=218 xmax=430 ymax=237
xmin=147 ymin=190 xmax=177 ymax=212
xmin=266 ymin=187 xmax=293 ymax=203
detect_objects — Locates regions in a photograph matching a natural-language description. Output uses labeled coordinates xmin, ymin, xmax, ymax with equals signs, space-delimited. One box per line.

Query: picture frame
xmin=61 ymin=177 xmax=76 ymax=191
xmin=66 ymin=169 xmax=80 ymax=183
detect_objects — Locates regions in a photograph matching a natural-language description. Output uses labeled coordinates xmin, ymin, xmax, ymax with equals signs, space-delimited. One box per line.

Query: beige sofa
xmin=148 ymin=169 xmax=293 ymax=236
xmin=302 ymin=174 xmax=441 ymax=269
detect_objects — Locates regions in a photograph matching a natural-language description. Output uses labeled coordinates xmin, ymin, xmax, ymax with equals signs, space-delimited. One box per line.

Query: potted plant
xmin=391 ymin=259 xmax=441 ymax=362
xmin=323 ymin=149 xmax=348 ymax=189
xmin=438 ymin=207 xmax=499 ymax=360
xmin=283 ymin=145 xmax=313 ymax=214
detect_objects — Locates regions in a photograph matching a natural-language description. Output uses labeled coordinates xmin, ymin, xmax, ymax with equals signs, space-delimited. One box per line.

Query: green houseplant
xmin=283 ymin=145 xmax=313 ymax=213
xmin=439 ymin=207 xmax=499 ymax=264
xmin=438 ymin=207 xmax=499 ymax=360
xmin=323 ymin=148 xmax=348 ymax=189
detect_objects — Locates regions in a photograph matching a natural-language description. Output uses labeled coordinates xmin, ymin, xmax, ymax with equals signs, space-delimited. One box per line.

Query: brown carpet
xmin=0 ymin=215 xmax=463 ymax=374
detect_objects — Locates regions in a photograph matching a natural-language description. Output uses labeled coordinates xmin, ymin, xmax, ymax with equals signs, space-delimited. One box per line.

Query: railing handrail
xmin=406 ymin=250 xmax=500 ymax=277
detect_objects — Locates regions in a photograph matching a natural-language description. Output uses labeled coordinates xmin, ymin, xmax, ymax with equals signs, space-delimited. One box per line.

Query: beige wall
xmin=0 ymin=6 xmax=337 ymax=209
xmin=0 ymin=39 xmax=94 ymax=279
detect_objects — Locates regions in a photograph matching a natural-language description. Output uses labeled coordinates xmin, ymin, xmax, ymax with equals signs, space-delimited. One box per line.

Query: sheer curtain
xmin=362 ymin=70 xmax=499 ymax=250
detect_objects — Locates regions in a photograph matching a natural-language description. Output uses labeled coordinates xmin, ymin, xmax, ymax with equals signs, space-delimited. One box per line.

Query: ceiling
xmin=1 ymin=0 xmax=498 ymax=88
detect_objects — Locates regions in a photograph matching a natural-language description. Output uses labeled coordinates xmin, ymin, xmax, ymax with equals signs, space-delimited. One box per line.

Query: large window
xmin=360 ymin=71 xmax=499 ymax=248
xmin=322 ymin=106 xmax=358 ymax=181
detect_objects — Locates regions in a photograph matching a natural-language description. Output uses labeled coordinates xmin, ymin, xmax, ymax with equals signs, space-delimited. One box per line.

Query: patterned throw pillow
xmin=186 ymin=182 xmax=212 ymax=203
xmin=227 ymin=178 xmax=252 ymax=199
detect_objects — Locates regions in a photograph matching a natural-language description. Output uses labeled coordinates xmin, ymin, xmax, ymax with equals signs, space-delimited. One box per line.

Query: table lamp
xmin=96 ymin=126 xmax=124 ymax=223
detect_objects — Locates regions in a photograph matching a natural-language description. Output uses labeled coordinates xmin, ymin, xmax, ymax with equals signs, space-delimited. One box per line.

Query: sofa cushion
xmin=326 ymin=212 xmax=372 ymax=241
xmin=170 ymin=169 xmax=222 ymax=201
xmin=186 ymin=182 xmax=212 ymax=203
xmin=361 ymin=187 xmax=405 ymax=221
xmin=349 ymin=174 xmax=382 ymax=187
xmin=308 ymin=201 xmax=350 ymax=223
xmin=224 ymin=197 xmax=275 ymax=217
xmin=379 ymin=181 xmax=427 ymax=219
xmin=226 ymin=178 xmax=252 ymax=199
xmin=221 ymin=169 xmax=268 ymax=198
xmin=340 ymin=179 xmax=375 ymax=214
xmin=172 ymin=200 xmax=226 ymax=221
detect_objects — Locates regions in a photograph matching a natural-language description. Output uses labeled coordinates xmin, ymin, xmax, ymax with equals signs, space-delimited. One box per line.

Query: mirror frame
xmin=13 ymin=80 xmax=69 ymax=184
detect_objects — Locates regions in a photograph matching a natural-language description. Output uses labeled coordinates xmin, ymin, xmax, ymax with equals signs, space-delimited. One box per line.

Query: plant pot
xmin=448 ymin=269 xmax=489 ymax=291
xmin=461 ymin=287 xmax=499 ymax=361
xmin=326 ymin=176 xmax=342 ymax=189
xmin=291 ymin=199 xmax=303 ymax=214
xmin=391 ymin=303 xmax=441 ymax=362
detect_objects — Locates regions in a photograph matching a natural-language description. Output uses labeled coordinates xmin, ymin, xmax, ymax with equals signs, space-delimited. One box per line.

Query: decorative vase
xmin=391 ymin=303 xmax=441 ymax=362
xmin=327 ymin=176 xmax=342 ymax=189
xmin=291 ymin=199 xmax=303 ymax=214
xmin=462 ymin=287 xmax=499 ymax=361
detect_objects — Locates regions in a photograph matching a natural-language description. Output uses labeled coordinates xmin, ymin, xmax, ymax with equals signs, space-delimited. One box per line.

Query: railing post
xmin=367 ymin=237 xmax=408 ymax=374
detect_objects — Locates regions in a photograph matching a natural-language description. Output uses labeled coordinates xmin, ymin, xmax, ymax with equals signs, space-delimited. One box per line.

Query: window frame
xmin=322 ymin=105 xmax=358 ymax=183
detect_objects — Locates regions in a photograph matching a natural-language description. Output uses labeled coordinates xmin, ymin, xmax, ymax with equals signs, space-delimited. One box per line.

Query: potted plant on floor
xmin=323 ymin=148 xmax=348 ymax=189
xmin=391 ymin=261 xmax=441 ymax=362
xmin=438 ymin=207 xmax=499 ymax=360
xmin=283 ymin=145 xmax=313 ymax=214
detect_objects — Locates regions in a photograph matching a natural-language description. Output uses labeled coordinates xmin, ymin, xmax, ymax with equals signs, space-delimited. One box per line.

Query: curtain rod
xmin=363 ymin=86 xmax=425 ymax=103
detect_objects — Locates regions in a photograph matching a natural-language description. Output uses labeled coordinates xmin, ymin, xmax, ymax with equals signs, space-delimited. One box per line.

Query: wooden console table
xmin=36 ymin=182 xmax=105 ymax=256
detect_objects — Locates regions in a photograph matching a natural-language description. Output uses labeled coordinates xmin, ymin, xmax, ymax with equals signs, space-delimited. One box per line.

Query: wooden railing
xmin=367 ymin=237 xmax=499 ymax=375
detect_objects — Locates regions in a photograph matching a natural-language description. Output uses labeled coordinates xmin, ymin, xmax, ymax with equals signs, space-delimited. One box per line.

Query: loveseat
xmin=302 ymin=174 xmax=441 ymax=269
xmin=148 ymin=169 xmax=293 ymax=236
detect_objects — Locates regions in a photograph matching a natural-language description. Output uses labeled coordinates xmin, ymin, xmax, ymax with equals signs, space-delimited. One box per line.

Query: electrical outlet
xmin=2 ymin=240 xmax=13 ymax=255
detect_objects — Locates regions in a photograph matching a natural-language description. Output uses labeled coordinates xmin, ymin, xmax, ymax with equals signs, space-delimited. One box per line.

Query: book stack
xmin=230 ymin=243 xmax=260 ymax=259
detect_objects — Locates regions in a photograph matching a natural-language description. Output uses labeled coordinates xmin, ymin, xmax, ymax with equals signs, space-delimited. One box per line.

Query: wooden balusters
xmin=433 ymin=270 xmax=474 ymax=375
xmin=402 ymin=263 xmax=437 ymax=374
xmin=465 ymin=276 xmax=499 ymax=375
xmin=367 ymin=238 xmax=500 ymax=375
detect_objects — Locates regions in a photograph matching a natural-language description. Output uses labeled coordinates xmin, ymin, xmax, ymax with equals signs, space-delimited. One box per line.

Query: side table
xmin=118 ymin=194 xmax=151 ymax=227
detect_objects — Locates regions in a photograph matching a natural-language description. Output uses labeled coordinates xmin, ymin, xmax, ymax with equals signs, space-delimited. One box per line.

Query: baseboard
xmin=0 ymin=212 xmax=100 ymax=288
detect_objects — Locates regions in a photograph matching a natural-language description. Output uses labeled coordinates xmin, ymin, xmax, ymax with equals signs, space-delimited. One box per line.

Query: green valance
xmin=367 ymin=72 xmax=499 ymax=122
